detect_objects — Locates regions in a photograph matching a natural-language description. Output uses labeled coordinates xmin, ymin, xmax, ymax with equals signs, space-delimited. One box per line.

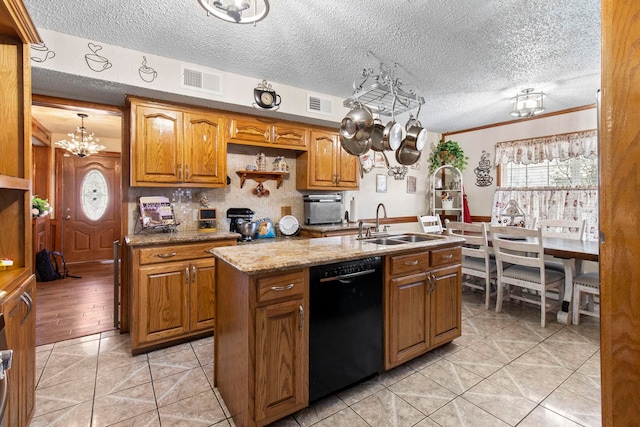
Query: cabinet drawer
xmin=389 ymin=251 xmax=430 ymax=276
xmin=430 ymin=247 xmax=462 ymax=268
xmin=137 ymin=241 xmax=231 ymax=265
xmin=256 ymin=270 xmax=305 ymax=303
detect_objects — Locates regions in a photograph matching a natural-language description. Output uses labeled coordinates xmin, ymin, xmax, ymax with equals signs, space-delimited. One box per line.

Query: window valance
xmin=495 ymin=129 xmax=598 ymax=165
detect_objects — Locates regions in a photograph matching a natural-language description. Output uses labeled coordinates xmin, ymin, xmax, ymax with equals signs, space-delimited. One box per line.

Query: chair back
xmin=417 ymin=215 xmax=443 ymax=233
xmin=445 ymin=220 xmax=490 ymax=261
xmin=538 ymin=219 xmax=585 ymax=240
xmin=490 ymin=225 xmax=546 ymax=272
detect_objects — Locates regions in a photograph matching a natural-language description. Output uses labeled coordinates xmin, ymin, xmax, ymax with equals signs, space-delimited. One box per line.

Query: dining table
xmin=481 ymin=233 xmax=599 ymax=325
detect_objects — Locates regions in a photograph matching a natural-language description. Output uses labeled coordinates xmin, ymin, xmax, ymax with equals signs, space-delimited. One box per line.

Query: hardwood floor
xmin=35 ymin=260 xmax=117 ymax=346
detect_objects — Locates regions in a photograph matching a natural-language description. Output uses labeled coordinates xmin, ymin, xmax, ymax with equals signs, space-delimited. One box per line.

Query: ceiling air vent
xmin=307 ymin=94 xmax=333 ymax=115
xmin=180 ymin=66 xmax=222 ymax=95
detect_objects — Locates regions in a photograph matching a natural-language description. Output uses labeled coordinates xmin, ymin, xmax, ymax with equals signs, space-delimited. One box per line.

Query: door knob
xmin=64 ymin=215 xmax=71 ymax=220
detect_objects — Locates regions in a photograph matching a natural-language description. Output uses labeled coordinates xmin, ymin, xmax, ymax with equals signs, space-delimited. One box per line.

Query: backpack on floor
xmin=35 ymin=249 xmax=80 ymax=281
xmin=35 ymin=249 xmax=63 ymax=281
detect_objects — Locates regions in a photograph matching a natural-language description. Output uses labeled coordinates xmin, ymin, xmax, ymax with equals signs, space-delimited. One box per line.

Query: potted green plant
xmin=428 ymin=139 xmax=469 ymax=174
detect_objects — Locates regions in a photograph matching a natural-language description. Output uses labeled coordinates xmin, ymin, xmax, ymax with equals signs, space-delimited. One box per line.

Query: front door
xmin=57 ymin=150 xmax=121 ymax=262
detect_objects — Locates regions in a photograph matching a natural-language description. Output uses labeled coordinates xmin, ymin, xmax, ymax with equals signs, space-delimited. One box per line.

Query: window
xmin=503 ymin=156 xmax=598 ymax=188
xmin=81 ymin=169 xmax=109 ymax=221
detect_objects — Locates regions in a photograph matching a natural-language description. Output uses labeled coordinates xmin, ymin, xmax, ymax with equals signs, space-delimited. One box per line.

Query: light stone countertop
xmin=210 ymin=234 xmax=464 ymax=274
xmin=125 ymin=229 xmax=240 ymax=247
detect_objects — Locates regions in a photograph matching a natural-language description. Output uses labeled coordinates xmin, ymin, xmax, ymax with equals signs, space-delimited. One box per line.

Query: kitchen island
xmin=211 ymin=233 xmax=464 ymax=427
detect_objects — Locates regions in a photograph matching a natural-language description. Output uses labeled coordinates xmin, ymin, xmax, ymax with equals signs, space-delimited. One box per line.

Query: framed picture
xmin=374 ymin=152 xmax=387 ymax=168
xmin=407 ymin=176 xmax=417 ymax=193
xmin=376 ymin=174 xmax=387 ymax=193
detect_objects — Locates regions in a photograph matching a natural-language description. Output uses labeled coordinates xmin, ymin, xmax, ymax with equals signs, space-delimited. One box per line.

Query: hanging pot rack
xmin=343 ymin=60 xmax=425 ymax=116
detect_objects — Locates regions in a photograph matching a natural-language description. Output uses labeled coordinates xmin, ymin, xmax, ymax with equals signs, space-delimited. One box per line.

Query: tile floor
xmin=32 ymin=288 xmax=601 ymax=427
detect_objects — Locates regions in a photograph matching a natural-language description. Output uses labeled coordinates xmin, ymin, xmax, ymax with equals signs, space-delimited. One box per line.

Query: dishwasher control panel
xmin=314 ymin=256 xmax=382 ymax=280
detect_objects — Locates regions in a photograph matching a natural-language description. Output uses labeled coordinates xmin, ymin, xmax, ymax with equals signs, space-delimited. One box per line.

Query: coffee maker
xmin=227 ymin=208 xmax=255 ymax=233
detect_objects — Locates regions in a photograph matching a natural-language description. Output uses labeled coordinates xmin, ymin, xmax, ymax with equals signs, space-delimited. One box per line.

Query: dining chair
xmin=490 ymin=225 xmax=565 ymax=327
xmin=445 ymin=220 xmax=496 ymax=309
xmin=538 ymin=219 xmax=587 ymax=274
xmin=572 ymin=271 xmax=600 ymax=325
xmin=538 ymin=219 xmax=586 ymax=240
xmin=417 ymin=215 xmax=443 ymax=233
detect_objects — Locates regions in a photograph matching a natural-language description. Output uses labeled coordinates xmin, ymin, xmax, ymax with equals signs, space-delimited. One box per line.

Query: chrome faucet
xmin=375 ymin=203 xmax=387 ymax=233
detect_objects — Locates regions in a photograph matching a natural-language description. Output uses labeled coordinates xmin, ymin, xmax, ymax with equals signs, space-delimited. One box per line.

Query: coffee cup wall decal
xmin=31 ymin=42 xmax=56 ymax=63
xmin=252 ymin=80 xmax=281 ymax=111
xmin=85 ymin=42 xmax=112 ymax=72
xmin=138 ymin=56 xmax=158 ymax=83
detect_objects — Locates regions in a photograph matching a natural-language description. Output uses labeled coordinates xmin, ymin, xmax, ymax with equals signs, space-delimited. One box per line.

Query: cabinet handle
xmin=270 ymin=283 xmax=295 ymax=291
xmin=404 ymin=260 xmax=419 ymax=266
xmin=156 ymin=252 xmax=177 ymax=258
xmin=442 ymin=254 xmax=453 ymax=259
xmin=191 ymin=265 xmax=196 ymax=283
xmin=273 ymin=132 xmax=279 ymax=141
xmin=336 ymin=174 xmax=341 ymax=184
xmin=185 ymin=164 xmax=190 ymax=180
xmin=177 ymin=163 xmax=182 ymax=178
xmin=299 ymin=305 xmax=304 ymax=331
xmin=265 ymin=130 xmax=270 ymax=142
xmin=20 ymin=292 xmax=33 ymax=323
xmin=185 ymin=267 xmax=190 ymax=284
xmin=429 ymin=273 xmax=437 ymax=293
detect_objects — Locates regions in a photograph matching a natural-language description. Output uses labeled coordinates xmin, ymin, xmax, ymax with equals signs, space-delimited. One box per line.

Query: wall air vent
xmin=307 ymin=94 xmax=333 ymax=115
xmin=180 ymin=66 xmax=222 ymax=95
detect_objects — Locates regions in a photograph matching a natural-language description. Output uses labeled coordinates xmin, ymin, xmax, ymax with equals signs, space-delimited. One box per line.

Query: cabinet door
xmin=184 ymin=112 xmax=226 ymax=186
xmin=272 ymin=123 xmax=307 ymax=148
xmin=2 ymin=276 xmax=36 ymax=427
xmin=255 ymin=299 xmax=307 ymax=424
xmin=386 ymin=272 xmax=430 ymax=369
xmin=430 ymin=265 xmax=462 ymax=347
xmin=189 ymin=258 xmax=216 ymax=332
xmin=335 ymin=145 xmax=359 ymax=189
xmin=132 ymin=105 xmax=183 ymax=184
xmin=308 ymin=130 xmax=339 ymax=188
xmin=136 ymin=262 xmax=190 ymax=345
xmin=228 ymin=116 xmax=271 ymax=144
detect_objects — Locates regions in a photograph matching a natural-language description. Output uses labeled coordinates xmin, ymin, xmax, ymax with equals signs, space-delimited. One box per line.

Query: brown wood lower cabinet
xmin=215 ymin=263 xmax=308 ymax=427
xmin=2 ymin=275 xmax=36 ymax=427
xmin=129 ymin=240 xmax=235 ymax=354
xmin=385 ymin=246 xmax=462 ymax=370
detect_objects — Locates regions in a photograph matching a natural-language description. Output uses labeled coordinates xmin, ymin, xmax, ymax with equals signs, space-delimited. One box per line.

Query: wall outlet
xmin=281 ymin=206 xmax=292 ymax=216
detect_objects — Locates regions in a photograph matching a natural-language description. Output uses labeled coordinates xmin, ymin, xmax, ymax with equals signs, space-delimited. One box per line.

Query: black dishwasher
xmin=309 ymin=256 xmax=383 ymax=402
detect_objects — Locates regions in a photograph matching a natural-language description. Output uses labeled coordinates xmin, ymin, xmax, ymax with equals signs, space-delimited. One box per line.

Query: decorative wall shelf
xmin=236 ymin=171 xmax=288 ymax=189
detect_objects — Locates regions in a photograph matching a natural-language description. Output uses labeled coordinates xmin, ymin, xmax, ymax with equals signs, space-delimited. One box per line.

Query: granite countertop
xmin=125 ymin=229 xmax=240 ymax=247
xmin=210 ymin=233 xmax=464 ymax=274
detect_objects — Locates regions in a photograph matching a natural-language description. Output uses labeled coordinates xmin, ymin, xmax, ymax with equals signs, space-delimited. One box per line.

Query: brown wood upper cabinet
xmin=296 ymin=129 xmax=359 ymax=190
xmin=227 ymin=115 xmax=308 ymax=149
xmin=128 ymin=97 xmax=227 ymax=188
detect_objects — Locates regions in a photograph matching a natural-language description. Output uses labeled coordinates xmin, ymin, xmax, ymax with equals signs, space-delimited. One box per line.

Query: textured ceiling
xmin=25 ymin=0 xmax=600 ymax=134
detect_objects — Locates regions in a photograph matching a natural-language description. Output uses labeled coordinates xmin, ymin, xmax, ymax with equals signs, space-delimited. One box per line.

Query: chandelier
xmin=197 ymin=0 xmax=270 ymax=24
xmin=55 ymin=113 xmax=105 ymax=158
xmin=510 ymin=88 xmax=545 ymax=118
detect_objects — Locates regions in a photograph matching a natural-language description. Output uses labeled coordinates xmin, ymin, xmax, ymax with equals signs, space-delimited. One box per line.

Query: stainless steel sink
xmin=390 ymin=234 xmax=440 ymax=243
xmin=360 ymin=233 xmax=444 ymax=245
xmin=362 ymin=237 xmax=408 ymax=246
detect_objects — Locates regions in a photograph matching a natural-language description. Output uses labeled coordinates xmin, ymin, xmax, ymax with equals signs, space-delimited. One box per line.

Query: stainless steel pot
xmin=340 ymin=133 xmax=371 ymax=156
xmin=404 ymin=106 xmax=427 ymax=151
xmin=340 ymin=104 xmax=374 ymax=141
xmin=369 ymin=118 xmax=386 ymax=152
xmin=395 ymin=141 xmax=422 ymax=166
xmin=382 ymin=96 xmax=402 ymax=150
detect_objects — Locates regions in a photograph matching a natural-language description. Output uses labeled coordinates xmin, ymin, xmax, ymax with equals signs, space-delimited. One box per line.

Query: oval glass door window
xmin=81 ymin=169 xmax=109 ymax=221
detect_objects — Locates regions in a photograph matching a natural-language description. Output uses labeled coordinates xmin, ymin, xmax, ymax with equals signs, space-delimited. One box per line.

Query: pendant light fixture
xmin=510 ymin=88 xmax=545 ymax=118
xmin=197 ymin=0 xmax=270 ymax=24
xmin=55 ymin=113 xmax=105 ymax=158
